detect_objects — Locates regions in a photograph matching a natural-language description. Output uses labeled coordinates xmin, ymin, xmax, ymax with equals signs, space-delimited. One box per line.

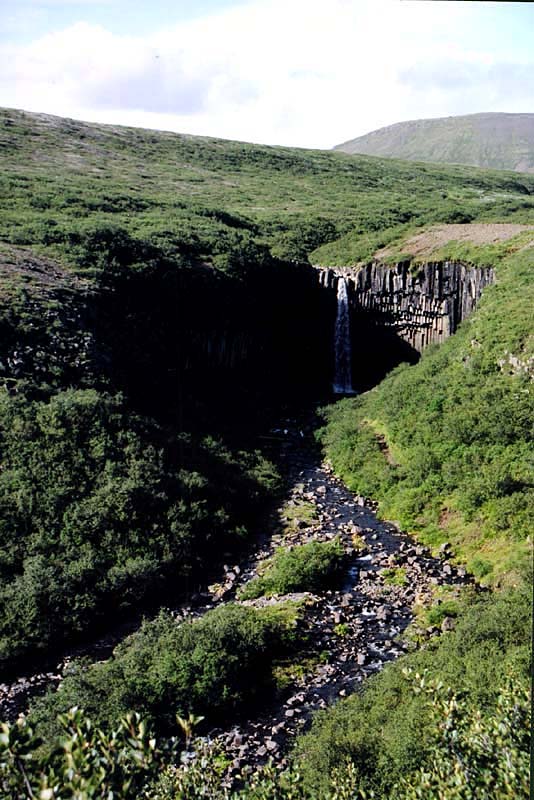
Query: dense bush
xmin=30 ymin=603 xmax=303 ymax=741
xmin=0 ymin=707 xmax=167 ymax=799
xmin=238 ymin=539 xmax=345 ymax=599
xmin=0 ymin=389 xmax=279 ymax=671
xmin=391 ymin=673 xmax=530 ymax=800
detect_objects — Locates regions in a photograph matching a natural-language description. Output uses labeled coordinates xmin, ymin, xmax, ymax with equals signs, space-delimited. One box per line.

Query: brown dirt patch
xmin=375 ymin=432 xmax=396 ymax=466
xmin=0 ymin=244 xmax=91 ymax=301
xmin=375 ymin=223 xmax=534 ymax=260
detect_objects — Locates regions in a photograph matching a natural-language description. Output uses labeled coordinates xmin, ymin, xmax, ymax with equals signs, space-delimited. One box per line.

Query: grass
xmin=272 ymin=651 xmax=329 ymax=691
xmin=381 ymin=566 xmax=408 ymax=586
xmin=378 ymin=226 xmax=534 ymax=269
xmin=279 ymin=498 xmax=318 ymax=535
xmin=237 ymin=539 xmax=345 ymax=600
xmin=2 ymin=108 xmax=534 ymax=277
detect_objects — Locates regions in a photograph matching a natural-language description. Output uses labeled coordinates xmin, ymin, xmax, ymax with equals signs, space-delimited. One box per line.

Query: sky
xmin=0 ymin=0 xmax=533 ymax=149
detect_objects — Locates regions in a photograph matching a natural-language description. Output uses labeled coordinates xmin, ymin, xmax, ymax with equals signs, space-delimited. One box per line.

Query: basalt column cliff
xmin=318 ymin=261 xmax=494 ymax=390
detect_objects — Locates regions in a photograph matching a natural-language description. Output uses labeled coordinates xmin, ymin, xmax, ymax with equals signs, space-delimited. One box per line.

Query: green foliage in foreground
xmin=320 ymin=246 xmax=534 ymax=584
xmin=292 ymin=584 xmax=530 ymax=796
xmin=237 ymin=539 xmax=345 ymax=599
xmin=391 ymin=672 xmax=530 ymax=800
xmin=152 ymin=673 xmax=530 ymax=800
xmin=1 ymin=707 xmax=167 ymax=800
xmin=4 ymin=671 xmax=528 ymax=799
xmin=30 ymin=603 xmax=302 ymax=743
xmin=0 ymin=388 xmax=279 ymax=670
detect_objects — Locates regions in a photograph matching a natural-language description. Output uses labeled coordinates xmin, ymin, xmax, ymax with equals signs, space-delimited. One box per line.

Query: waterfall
xmin=333 ymin=277 xmax=354 ymax=394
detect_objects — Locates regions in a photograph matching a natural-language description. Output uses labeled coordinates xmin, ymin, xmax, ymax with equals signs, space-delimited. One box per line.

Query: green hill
xmin=334 ymin=112 xmax=534 ymax=174
xmin=2 ymin=106 xmax=534 ymax=272
xmin=0 ymin=107 xmax=532 ymax=799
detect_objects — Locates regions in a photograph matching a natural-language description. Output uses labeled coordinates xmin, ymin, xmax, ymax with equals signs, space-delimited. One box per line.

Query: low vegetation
xmin=380 ymin=566 xmax=407 ymax=586
xmin=279 ymin=498 xmax=318 ymax=535
xmin=29 ymin=603 xmax=303 ymax=745
xmin=237 ymin=539 xmax=345 ymax=599
xmin=2 ymin=108 xmax=534 ymax=278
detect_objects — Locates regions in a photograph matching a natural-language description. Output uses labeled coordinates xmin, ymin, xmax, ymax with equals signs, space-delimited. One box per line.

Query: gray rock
xmin=265 ymin=739 xmax=278 ymax=752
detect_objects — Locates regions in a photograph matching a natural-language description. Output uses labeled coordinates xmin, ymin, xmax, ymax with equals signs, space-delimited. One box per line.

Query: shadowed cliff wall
xmin=317 ymin=260 xmax=494 ymax=390
xmin=319 ymin=260 xmax=494 ymax=350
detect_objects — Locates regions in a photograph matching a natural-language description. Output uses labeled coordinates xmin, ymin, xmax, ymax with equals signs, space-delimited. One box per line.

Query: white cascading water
xmin=333 ymin=277 xmax=354 ymax=394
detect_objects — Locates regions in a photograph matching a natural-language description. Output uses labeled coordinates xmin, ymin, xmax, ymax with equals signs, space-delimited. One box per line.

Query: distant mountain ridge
xmin=334 ymin=112 xmax=534 ymax=173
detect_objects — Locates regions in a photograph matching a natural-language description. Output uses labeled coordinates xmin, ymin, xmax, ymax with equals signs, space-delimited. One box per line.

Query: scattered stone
xmin=265 ymin=739 xmax=278 ymax=752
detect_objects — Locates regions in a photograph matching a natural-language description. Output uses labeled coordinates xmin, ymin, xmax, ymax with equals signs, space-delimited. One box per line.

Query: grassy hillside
xmin=2 ymin=107 xmax=534 ymax=273
xmin=335 ymin=112 xmax=534 ymax=174
xmin=0 ymin=108 xmax=532 ymax=798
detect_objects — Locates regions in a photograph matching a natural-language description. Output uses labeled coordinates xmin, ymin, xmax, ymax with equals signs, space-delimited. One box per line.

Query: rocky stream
xmin=0 ymin=412 xmax=474 ymax=776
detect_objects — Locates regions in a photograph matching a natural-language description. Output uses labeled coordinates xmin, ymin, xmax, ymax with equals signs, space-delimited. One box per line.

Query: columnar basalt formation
xmin=318 ymin=261 xmax=494 ymax=352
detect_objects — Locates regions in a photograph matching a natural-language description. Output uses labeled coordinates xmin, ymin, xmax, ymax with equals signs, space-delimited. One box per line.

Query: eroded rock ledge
xmin=317 ymin=261 xmax=494 ymax=352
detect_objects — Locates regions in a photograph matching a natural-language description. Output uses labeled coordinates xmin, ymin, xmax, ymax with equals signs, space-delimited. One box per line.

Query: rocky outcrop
xmin=318 ymin=261 xmax=494 ymax=352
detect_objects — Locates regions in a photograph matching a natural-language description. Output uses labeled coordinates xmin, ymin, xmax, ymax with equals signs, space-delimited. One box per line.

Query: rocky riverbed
xmin=186 ymin=419 xmax=473 ymax=776
xmin=0 ymin=414 xmax=474 ymax=775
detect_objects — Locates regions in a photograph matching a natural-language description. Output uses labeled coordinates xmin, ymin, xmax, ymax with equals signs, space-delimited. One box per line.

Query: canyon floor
xmin=0 ymin=412 xmax=474 ymax=776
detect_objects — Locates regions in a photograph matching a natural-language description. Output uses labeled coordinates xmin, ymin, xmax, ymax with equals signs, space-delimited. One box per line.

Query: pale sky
xmin=0 ymin=0 xmax=533 ymax=148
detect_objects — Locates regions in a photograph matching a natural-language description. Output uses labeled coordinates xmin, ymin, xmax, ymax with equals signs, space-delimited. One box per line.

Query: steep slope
xmin=334 ymin=112 xmax=534 ymax=174
xmin=320 ymin=232 xmax=534 ymax=586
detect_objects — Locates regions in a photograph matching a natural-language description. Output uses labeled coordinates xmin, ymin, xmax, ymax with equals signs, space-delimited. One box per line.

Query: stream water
xmin=0 ymin=411 xmax=473 ymax=775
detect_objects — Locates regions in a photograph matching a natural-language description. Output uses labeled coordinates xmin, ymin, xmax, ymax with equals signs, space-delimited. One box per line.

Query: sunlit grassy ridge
xmin=2 ymin=107 xmax=534 ymax=272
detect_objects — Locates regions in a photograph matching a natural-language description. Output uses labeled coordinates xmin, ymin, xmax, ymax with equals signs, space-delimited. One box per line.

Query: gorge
xmin=0 ymin=108 xmax=531 ymax=798
xmin=0 ymin=255 xmax=492 ymax=731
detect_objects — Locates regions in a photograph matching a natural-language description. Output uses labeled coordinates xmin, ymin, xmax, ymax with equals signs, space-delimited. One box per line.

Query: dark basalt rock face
xmin=319 ymin=260 xmax=494 ymax=352
xmin=317 ymin=260 xmax=494 ymax=391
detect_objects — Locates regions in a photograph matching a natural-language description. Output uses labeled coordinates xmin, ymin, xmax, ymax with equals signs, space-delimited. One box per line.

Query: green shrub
xmin=238 ymin=539 xmax=345 ymax=599
xmin=3 ymin=674 xmax=529 ymax=799
xmin=0 ymin=389 xmax=279 ymax=670
xmin=30 ymin=603 xmax=303 ymax=741
xmin=392 ymin=672 xmax=530 ymax=800
xmin=425 ymin=600 xmax=460 ymax=627
xmin=0 ymin=707 xmax=167 ymax=799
